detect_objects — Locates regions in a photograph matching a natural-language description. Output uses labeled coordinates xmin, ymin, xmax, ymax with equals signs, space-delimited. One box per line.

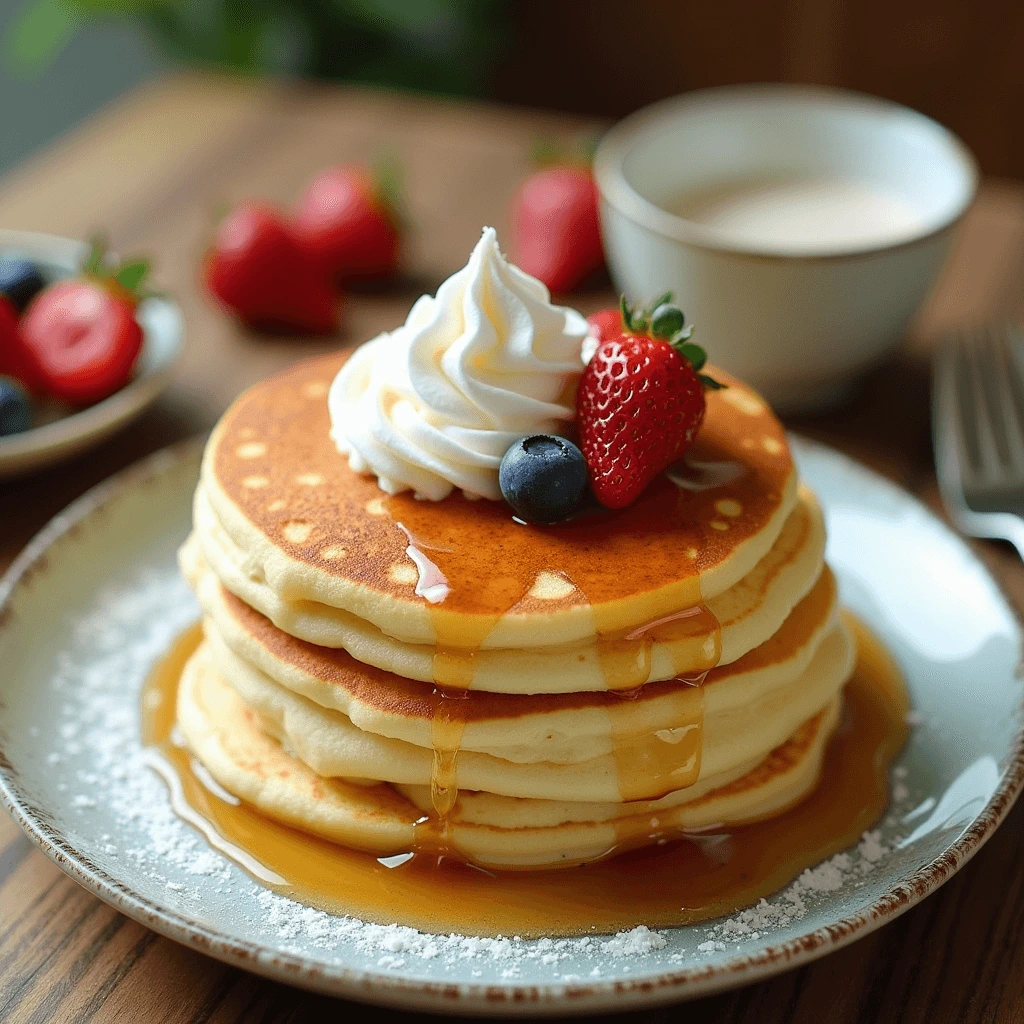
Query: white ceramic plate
xmin=0 ymin=437 xmax=1020 ymax=1015
xmin=0 ymin=229 xmax=183 ymax=479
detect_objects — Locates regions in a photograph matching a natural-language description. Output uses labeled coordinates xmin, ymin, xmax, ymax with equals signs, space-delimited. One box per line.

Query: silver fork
xmin=933 ymin=325 xmax=1024 ymax=557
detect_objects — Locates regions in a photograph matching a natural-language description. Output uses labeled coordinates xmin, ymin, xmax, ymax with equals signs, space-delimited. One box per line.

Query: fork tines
xmin=933 ymin=324 xmax=1024 ymax=554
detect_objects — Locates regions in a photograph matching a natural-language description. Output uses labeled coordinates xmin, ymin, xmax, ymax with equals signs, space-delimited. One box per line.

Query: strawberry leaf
xmin=619 ymin=294 xmax=634 ymax=332
xmin=83 ymin=232 xmax=107 ymax=276
xmin=645 ymin=291 xmax=673 ymax=318
xmin=699 ymin=373 xmax=727 ymax=390
xmin=115 ymin=259 xmax=149 ymax=293
xmin=676 ymin=342 xmax=706 ymax=371
xmin=530 ymin=138 xmax=562 ymax=167
xmin=373 ymin=150 xmax=405 ymax=228
xmin=651 ymin=303 xmax=685 ymax=340
xmin=529 ymin=135 xmax=599 ymax=169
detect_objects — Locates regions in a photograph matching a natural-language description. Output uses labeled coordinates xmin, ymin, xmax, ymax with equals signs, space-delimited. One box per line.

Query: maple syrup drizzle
xmin=420 ymin=684 xmax=469 ymax=856
xmin=389 ymin=478 xmax=732 ymax=822
xmin=592 ymin=574 xmax=720 ymax=798
xmin=142 ymin=615 xmax=909 ymax=938
xmin=609 ymin=681 xmax=707 ymax=801
xmin=394 ymin=526 xmax=485 ymax=837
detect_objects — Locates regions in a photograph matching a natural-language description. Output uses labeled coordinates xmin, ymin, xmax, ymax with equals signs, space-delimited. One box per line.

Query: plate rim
xmin=0 ymin=435 xmax=1022 ymax=1016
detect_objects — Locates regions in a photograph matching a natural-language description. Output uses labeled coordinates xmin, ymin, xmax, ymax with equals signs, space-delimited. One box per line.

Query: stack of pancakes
xmin=177 ymin=352 xmax=854 ymax=869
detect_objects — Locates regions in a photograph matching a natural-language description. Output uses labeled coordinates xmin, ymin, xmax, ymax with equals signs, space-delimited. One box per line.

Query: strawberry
xmin=511 ymin=164 xmax=603 ymax=294
xmin=205 ymin=201 xmax=339 ymax=334
xmin=293 ymin=162 xmax=402 ymax=282
xmin=19 ymin=235 xmax=148 ymax=406
xmin=586 ymin=307 xmax=624 ymax=346
xmin=577 ymin=294 xmax=724 ymax=509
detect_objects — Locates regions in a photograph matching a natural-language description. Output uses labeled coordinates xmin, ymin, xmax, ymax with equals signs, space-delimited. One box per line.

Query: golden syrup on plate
xmin=142 ymin=614 xmax=908 ymax=938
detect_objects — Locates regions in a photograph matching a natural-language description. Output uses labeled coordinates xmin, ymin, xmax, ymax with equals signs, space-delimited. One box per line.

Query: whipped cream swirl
xmin=329 ymin=227 xmax=589 ymax=500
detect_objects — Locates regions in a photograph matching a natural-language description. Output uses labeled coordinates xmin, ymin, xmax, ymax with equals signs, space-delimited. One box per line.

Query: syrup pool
xmin=142 ymin=616 xmax=909 ymax=938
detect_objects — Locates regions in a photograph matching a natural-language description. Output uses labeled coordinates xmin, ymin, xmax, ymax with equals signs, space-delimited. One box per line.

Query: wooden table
xmin=1 ymin=74 xmax=1024 ymax=1024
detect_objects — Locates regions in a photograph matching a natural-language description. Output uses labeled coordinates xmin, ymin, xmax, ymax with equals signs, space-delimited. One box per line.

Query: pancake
xmin=174 ymin=332 xmax=863 ymax=876
xmin=184 ymin=485 xmax=826 ymax=693
xmin=202 ymin=619 xmax=852 ymax=802
xmin=177 ymin=643 xmax=843 ymax=869
xmin=194 ymin=558 xmax=841 ymax=769
xmin=198 ymin=352 xmax=798 ymax=657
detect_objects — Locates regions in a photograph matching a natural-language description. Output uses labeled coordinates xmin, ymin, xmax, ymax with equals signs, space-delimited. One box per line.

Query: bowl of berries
xmin=0 ymin=229 xmax=182 ymax=478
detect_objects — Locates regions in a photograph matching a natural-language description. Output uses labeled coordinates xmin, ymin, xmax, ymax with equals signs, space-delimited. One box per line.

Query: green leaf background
xmin=4 ymin=0 xmax=506 ymax=93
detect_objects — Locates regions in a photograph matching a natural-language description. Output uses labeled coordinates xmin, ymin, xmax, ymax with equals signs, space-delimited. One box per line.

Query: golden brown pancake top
xmin=210 ymin=352 xmax=794 ymax=631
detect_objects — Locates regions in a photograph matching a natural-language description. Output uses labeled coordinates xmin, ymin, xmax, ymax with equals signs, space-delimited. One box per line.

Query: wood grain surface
xmin=1 ymin=74 xmax=1024 ymax=1024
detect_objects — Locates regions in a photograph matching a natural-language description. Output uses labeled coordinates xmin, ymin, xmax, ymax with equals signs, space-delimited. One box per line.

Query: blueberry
xmin=499 ymin=435 xmax=589 ymax=524
xmin=0 ymin=375 xmax=31 ymax=437
xmin=0 ymin=258 xmax=45 ymax=312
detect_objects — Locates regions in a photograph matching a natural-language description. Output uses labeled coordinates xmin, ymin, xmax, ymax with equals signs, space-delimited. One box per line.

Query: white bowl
xmin=594 ymin=85 xmax=978 ymax=412
xmin=0 ymin=229 xmax=183 ymax=478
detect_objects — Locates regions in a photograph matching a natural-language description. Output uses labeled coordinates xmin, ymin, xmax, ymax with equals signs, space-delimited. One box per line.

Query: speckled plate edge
xmin=1 ymin=436 xmax=1023 ymax=1017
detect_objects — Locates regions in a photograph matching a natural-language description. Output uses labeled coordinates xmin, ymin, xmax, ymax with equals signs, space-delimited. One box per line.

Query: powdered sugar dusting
xmin=32 ymin=556 xmax=920 ymax=983
xmin=52 ymin=569 xmax=232 ymax=885
xmin=692 ymin=826 xmax=913 ymax=955
xmin=254 ymin=888 xmax=666 ymax=971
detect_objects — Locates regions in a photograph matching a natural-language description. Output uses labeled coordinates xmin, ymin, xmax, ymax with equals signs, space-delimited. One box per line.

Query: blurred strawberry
xmin=19 ymin=235 xmax=147 ymax=406
xmin=293 ymin=161 xmax=402 ymax=282
xmin=511 ymin=158 xmax=604 ymax=294
xmin=586 ymin=307 xmax=623 ymax=345
xmin=205 ymin=202 xmax=340 ymax=334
